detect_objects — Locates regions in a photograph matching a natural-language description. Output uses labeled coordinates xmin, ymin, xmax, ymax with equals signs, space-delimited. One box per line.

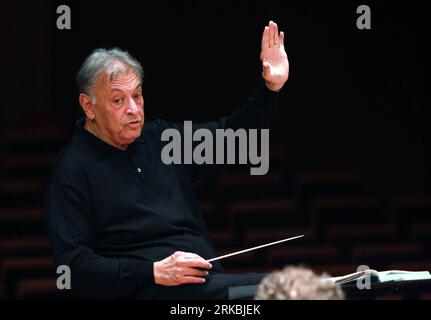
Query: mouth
xmin=127 ymin=120 xmax=141 ymax=129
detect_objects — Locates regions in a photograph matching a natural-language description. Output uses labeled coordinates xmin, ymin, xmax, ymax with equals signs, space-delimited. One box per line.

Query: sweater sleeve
xmin=203 ymin=83 xmax=280 ymax=131
xmin=158 ymin=83 xmax=280 ymax=179
xmin=44 ymin=179 xmax=155 ymax=299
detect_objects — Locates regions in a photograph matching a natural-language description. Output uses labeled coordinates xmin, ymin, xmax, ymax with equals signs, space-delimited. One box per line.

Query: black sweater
xmin=44 ymin=85 xmax=279 ymax=298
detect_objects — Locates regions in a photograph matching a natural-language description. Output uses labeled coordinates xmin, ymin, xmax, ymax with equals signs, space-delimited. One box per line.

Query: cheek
xmin=138 ymin=102 xmax=144 ymax=115
xmin=98 ymin=110 xmax=116 ymax=130
xmin=104 ymin=112 xmax=126 ymax=137
xmin=111 ymin=114 xmax=124 ymax=129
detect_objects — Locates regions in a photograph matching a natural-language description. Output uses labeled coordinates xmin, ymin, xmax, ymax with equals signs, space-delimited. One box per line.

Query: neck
xmin=84 ymin=119 xmax=127 ymax=150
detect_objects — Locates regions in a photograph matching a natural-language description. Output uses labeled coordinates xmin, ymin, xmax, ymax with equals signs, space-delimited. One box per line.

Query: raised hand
xmin=260 ymin=21 xmax=289 ymax=92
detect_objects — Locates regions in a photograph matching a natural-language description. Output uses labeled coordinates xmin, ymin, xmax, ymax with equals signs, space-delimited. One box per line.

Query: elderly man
xmin=44 ymin=21 xmax=289 ymax=299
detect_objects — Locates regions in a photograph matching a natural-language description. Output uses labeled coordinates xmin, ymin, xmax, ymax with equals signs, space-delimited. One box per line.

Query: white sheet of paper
xmin=207 ymin=234 xmax=305 ymax=262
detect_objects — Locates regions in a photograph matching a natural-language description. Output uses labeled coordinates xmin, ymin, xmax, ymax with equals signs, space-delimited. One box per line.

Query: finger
xmin=261 ymin=26 xmax=269 ymax=50
xmin=269 ymin=21 xmax=275 ymax=47
xmin=183 ymin=267 xmax=209 ymax=277
xmin=180 ymin=276 xmax=206 ymax=284
xmin=175 ymin=252 xmax=205 ymax=262
xmin=279 ymin=31 xmax=285 ymax=47
xmin=177 ymin=258 xmax=212 ymax=270
xmin=273 ymin=22 xmax=279 ymax=46
xmin=172 ymin=251 xmax=186 ymax=258
xmin=188 ymin=253 xmax=207 ymax=260
xmin=179 ymin=252 xmax=200 ymax=260
xmin=181 ymin=252 xmax=212 ymax=264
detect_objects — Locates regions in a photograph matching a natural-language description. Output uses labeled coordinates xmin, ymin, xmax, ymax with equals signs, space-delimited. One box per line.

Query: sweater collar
xmin=72 ymin=118 xmax=145 ymax=160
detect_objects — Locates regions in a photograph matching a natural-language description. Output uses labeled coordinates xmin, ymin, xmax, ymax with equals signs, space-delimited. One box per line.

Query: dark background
xmin=1 ymin=0 xmax=431 ymax=300
xmin=4 ymin=0 xmax=431 ymax=194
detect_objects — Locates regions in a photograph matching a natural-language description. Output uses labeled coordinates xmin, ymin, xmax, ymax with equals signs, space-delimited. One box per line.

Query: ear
xmin=79 ymin=93 xmax=96 ymax=120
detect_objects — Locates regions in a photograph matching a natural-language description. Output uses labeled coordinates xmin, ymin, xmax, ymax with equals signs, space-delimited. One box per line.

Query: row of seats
xmin=0 ymin=232 xmax=429 ymax=298
xmin=1 ymin=199 xmax=430 ymax=244
xmin=1 ymin=251 xmax=430 ymax=299
xmin=1 ymin=119 xmax=430 ymax=299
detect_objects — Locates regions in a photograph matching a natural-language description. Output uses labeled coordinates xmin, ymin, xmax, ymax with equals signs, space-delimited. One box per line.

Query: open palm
xmin=260 ymin=21 xmax=289 ymax=92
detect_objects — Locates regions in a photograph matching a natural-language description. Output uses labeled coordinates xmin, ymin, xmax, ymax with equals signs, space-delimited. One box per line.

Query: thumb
xmin=262 ymin=68 xmax=270 ymax=80
xmin=262 ymin=62 xmax=271 ymax=78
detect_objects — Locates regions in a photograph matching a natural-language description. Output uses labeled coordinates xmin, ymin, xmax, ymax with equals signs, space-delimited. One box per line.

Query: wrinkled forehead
xmin=97 ymin=62 xmax=142 ymax=93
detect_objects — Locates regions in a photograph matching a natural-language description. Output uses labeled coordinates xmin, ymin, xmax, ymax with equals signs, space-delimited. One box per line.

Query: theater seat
xmin=410 ymin=223 xmax=431 ymax=241
xmin=384 ymin=260 xmax=431 ymax=272
xmin=0 ymin=208 xmax=46 ymax=238
xmin=294 ymin=170 xmax=361 ymax=195
xmin=0 ymin=256 xmax=55 ymax=299
xmin=228 ymin=199 xmax=300 ymax=239
xmin=208 ymin=229 xmax=235 ymax=247
xmin=0 ymin=179 xmax=44 ymax=207
xmin=266 ymin=244 xmax=339 ymax=268
xmin=327 ymin=223 xmax=397 ymax=242
xmin=217 ymin=172 xmax=285 ymax=201
xmin=351 ymin=243 xmax=424 ymax=267
xmin=16 ymin=277 xmax=62 ymax=300
xmin=199 ymin=200 xmax=228 ymax=230
xmin=212 ymin=246 xmax=257 ymax=269
xmin=243 ymin=226 xmax=316 ymax=247
xmin=310 ymin=196 xmax=383 ymax=239
xmin=0 ymin=237 xmax=51 ymax=258
xmin=391 ymin=195 xmax=431 ymax=237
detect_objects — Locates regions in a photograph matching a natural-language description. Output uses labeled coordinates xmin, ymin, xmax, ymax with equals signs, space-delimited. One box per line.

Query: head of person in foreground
xmin=254 ymin=265 xmax=345 ymax=300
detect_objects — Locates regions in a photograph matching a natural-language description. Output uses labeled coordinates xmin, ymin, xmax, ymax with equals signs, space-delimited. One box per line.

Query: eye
xmin=133 ymin=93 xmax=142 ymax=99
xmin=113 ymin=98 xmax=123 ymax=105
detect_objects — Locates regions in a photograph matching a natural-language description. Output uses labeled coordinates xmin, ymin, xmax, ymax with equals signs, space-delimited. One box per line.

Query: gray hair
xmin=254 ymin=266 xmax=345 ymax=300
xmin=76 ymin=48 xmax=144 ymax=96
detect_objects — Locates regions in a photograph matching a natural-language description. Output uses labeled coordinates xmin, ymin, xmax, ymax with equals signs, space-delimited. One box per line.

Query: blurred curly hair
xmin=254 ymin=265 xmax=345 ymax=300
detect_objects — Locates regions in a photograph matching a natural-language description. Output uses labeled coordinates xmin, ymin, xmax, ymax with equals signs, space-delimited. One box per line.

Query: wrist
xmin=153 ymin=261 xmax=161 ymax=285
xmin=265 ymin=81 xmax=282 ymax=92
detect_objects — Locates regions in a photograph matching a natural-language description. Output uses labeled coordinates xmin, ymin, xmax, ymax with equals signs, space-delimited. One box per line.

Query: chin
xmin=125 ymin=130 xmax=142 ymax=142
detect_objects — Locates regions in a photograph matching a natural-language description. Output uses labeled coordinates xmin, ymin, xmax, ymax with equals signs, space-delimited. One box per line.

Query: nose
xmin=126 ymin=97 xmax=139 ymax=114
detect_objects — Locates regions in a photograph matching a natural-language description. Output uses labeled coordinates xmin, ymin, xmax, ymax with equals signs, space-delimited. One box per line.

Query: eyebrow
xmin=109 ymin=83 xmax=142 ymax=93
